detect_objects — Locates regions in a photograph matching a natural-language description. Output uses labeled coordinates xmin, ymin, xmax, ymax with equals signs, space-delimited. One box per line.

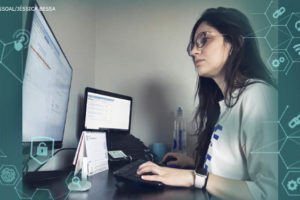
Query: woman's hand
xmin=161 ymin=152 xmax=195 ymax=168
xmin=137 ymin=161 xmax=194 ymax=187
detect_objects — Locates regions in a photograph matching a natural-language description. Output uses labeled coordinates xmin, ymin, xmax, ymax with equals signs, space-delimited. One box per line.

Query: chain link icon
xmin=272 ymin=7 xmax=286 ymax=19
xmin=295 ymin=20 xmax=300 ymax=32
xmin=289 ymin=114 xmax=300 ymax=129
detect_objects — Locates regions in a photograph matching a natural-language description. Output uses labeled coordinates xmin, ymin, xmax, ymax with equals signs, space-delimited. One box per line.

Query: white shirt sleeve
xmin=240 ymin=83 xmax=278 ymax=200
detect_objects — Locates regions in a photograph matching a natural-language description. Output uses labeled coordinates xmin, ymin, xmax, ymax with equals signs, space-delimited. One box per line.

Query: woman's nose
xmin=190 ymin=45 xmax=201 ymax=57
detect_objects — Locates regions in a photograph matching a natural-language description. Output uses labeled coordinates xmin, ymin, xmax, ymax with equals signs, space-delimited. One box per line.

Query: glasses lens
xmin=195 ymin=32 xmax=207 ymax=48
xmin=187 ymin=32 xmax=207 ymax=56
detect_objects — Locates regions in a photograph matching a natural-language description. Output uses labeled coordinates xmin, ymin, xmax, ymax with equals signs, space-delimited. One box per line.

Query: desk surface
xmin=25 ymin=169 xmax=209 ymax=200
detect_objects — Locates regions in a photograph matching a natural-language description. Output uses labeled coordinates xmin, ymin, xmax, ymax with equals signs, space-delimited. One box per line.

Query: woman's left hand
xmin=136 ymin=161 xmax=194 ymax=187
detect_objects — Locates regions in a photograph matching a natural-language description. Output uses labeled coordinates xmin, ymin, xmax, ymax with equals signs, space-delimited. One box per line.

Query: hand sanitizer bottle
xmin=172 ymin=107 xmax=186 ymax=154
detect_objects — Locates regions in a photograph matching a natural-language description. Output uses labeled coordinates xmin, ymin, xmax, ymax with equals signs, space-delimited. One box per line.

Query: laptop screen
xmin=83 ymin=87 xmax=132 ymax=133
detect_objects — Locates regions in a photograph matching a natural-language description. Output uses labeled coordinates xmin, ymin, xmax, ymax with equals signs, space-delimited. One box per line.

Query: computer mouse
xmin=140 ymin=172 xmax=154 ymax=176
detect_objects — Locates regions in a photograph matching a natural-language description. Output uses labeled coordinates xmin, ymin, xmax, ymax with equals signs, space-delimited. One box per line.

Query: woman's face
xmin=190 ymin=22 xmax=232 ymax=79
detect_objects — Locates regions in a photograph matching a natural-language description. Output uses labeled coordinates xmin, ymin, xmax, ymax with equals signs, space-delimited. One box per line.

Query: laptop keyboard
xmin=113 ymin=159 xmax=163 ymax=187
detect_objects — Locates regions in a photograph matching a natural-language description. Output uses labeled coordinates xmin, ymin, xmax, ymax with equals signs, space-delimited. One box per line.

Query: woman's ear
xmin=230 ymin=35 xmax=244 ymax=55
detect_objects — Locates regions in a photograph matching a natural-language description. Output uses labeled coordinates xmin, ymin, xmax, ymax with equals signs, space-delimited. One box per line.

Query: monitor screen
xmin=22 ymin=4 xmax=72 ymax=144
xmin=84 ymin=88 xmax=132 ymax=131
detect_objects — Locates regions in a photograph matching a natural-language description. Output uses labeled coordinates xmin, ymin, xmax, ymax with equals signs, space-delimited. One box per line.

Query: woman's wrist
xmin=187 ymin=170 xmax=195 ymax=187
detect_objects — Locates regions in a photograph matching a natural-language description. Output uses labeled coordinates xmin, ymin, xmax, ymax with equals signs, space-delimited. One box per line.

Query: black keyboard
xmin=107 ymin=134 xmax=150 ymax=160
xmin=113 ymin=159 xmax=163 ymax=187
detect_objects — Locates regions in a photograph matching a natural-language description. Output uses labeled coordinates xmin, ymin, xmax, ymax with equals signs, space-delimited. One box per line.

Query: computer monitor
xmin=83 ymin=87 xmax=132 ymax=134
xmin=22 ymin=3 xmax=72 ymax=148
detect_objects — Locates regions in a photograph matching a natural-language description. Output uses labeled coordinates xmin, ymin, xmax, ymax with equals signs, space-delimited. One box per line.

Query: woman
xmin=137 ymin=7 xmax=278 ymax=200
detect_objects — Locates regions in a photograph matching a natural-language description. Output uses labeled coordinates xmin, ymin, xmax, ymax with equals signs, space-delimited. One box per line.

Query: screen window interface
xmin=23 ymin=6 xmax=72 ymax=142
xmin=85 ymin=92 xmax=131 ymax=130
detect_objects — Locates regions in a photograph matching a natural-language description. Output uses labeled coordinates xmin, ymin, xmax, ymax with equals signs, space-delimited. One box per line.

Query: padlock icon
xmin=37 ymin=142 xmax=48 ymax=156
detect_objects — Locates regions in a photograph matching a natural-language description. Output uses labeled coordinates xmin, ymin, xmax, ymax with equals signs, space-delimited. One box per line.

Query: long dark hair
xmin=191 ymin=7 xmax=276 ymax=170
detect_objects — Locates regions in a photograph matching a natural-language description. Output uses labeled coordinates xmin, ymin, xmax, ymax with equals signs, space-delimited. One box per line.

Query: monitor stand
xmin=38 ymin=149 xmax=75 ymax=171
xmin=68 ymin=180 xmax=91 ymax=191
xmin=23 ymin=149 xmax=75 ymax=182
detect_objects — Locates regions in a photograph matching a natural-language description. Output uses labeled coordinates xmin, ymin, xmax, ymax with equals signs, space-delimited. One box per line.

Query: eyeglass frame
xmin=186 ymin=31 xmax=228 ymax=56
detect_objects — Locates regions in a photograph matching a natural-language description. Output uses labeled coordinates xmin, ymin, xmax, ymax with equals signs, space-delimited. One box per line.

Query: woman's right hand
xmin=161 ymin=152 xmax=195 ymax=168
xmin=137 ymin=161 xmax=194 ymax=187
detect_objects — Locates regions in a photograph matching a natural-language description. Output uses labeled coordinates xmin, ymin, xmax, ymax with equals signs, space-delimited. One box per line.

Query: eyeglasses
xmin=186 ymin=31 xmax=224 ymax=56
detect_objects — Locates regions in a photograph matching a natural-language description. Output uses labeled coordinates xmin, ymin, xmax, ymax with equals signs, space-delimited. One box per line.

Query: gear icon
xmin=0 ymin=167 xmax=16 ymax=183
xmin=287 ymin=180 xmax=298 ymax=191
xmin=297 ymin=177 xmax=300 ymax=185
xmin=272 ymin=59 xmax=280 ymax=68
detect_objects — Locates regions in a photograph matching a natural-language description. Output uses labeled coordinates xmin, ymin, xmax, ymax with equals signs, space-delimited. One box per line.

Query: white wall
xmin=37 ymin=0 xmax=272 ymax=156
xmin=94 ymin=0 xmax=199 ymax=153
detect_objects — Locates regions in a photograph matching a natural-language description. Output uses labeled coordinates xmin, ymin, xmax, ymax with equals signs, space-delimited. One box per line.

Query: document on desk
xmin=73 ymin=131 xmax=108 ymax=176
